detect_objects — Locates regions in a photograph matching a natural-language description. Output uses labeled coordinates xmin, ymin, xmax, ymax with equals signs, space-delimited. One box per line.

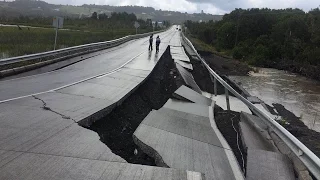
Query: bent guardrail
xmin=181 ymin=32 xmax=320 ymax=179
xmin=0 ymin=29 xmax=165 ymax=66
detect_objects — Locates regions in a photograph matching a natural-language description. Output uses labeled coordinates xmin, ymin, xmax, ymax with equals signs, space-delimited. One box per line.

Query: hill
xmin=0 ymin=0 xmax=222 ymax=23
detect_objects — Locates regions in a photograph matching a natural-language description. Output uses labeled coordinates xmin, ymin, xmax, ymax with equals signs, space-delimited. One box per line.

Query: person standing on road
xmin=148 ymin=34 xmax=153 ymax=51
xmin=156 ymin=36 xmax=161 ymax=53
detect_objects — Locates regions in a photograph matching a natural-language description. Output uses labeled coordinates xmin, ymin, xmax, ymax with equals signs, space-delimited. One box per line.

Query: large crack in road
xmin=85 ymin=47 xmax=183 ymax=165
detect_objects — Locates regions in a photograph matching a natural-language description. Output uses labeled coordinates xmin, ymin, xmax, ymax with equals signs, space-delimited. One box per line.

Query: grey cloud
xmin=22 ymin=0 xmax=320 ymax=13
xmin=186 ymin=0 xmax=320 ymax=12
xmin=186 ymin=0 xmax=246 ymax=11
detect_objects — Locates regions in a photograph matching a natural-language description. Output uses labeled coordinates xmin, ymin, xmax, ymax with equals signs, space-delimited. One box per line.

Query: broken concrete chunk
xmin=173 ymin=85 xmax=212 ymax=106
xmin=246 ymin=149 xmax=295 ymax=180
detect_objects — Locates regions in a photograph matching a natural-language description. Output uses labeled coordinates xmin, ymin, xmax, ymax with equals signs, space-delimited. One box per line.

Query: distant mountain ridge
xmin=0 ymin=0 xmax=223 ymax=23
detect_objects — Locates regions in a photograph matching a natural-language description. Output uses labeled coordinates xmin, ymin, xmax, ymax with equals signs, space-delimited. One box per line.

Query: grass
xmin=0 ymin=26 xmax=150 ymax=58
xmin=187 ymin=35 xmax=233 ymax=59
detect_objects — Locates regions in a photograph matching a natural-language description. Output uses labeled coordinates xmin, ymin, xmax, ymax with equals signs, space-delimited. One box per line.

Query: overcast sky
xmin=39 ymin=0 xmax=320 ymax=14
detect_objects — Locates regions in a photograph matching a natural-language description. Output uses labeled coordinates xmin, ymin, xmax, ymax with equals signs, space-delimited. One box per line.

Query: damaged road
xmin=32 ymin=95 xmax=73 ymax=121
xmin=88 ymin=47 xmax=182 ymax=165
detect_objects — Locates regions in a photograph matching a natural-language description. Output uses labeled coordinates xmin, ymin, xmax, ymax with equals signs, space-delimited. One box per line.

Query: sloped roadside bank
xmin=87 ymin=47 xmax=181 ymax=165
xmin=272 ymin=103 xmax=320 ymax=158
xmin=187 ymin=50 xmax=251 ymax=96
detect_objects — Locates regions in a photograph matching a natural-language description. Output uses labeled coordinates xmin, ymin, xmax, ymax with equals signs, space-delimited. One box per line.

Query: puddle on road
xmin=230 ymin=68 xmax=320 ymax=132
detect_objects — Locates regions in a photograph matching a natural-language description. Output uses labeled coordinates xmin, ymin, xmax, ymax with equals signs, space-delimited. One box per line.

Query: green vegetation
xmin=0 ymin=0 xmax=222 ymax=24
xmin=185 ymin=8 xmax=320 ymax=80
xmin=0 ymin=27 xmax=135 ymax=57
xmin=187 ymin=36 xmax=233 ymax=59
xmin=0 ymin=12 xmax=167 ymax=58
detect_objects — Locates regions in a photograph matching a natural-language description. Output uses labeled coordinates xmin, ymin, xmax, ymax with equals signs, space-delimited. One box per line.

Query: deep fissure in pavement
xmin=88 ymin=47 xmax=180 ymax=166
xmin=181 ymin=43 xmax=247 ymax=172
xmin=214 ymin=107 xmax=247 ymax=174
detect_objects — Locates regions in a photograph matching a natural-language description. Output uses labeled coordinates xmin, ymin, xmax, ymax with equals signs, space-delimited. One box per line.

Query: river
xmin=229 ymin=68 xmax=320 ymax=132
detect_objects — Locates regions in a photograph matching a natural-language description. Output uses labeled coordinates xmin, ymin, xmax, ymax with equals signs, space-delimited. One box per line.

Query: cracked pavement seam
xmin=32 ymin=95 xmax=77 ymax=123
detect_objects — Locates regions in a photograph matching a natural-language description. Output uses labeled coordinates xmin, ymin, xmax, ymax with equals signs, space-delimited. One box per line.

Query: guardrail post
xmin=225 ymin=88 xmax=230 ymax=110
xmin=214 ymin=77 xmax=218 ymax=96
xmin=209 ymin=74 xmax=218 ymax=96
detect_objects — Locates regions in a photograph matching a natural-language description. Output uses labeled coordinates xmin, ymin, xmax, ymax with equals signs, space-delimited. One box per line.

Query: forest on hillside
xmin=0 ymin=11 xmax=169 ymax=30
xmin=185 ymin=8 xmax=320 ymax=80
xmin=0 ymin=0 xmax=222 ymax=23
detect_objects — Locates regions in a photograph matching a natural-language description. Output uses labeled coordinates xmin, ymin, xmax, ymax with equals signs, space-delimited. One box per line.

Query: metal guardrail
xmin=181 ymin=33 xmax=320 ymax=179
xmin=0 ymin=30 xmax=165 ymax=66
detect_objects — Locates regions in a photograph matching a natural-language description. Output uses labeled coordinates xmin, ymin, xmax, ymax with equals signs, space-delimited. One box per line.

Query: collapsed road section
xmin=88 ymin=47 xmax=182 ymax=165
xmin=88 ymin=32 xmax=245 ymax=180
xmin=0 ymin=29 xmax=206 ymax=179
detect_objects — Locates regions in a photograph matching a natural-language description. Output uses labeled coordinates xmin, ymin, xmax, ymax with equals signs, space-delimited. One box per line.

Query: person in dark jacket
xmin=155 ymin=36 xmax=161 ymax=53
xmin=148 ymin=35 xmax=153 ymax=51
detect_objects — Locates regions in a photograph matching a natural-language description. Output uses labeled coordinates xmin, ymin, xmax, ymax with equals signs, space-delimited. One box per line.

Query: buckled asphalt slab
xmin=240 ymin=112 xmax=278 ymax=152
xmin=133 ymin=98 xmax=245 ymax=180
xmin=170 ymin=42 xmax=191 ymax=63
xmin=239 ymin=112 xmax=296 ymax=180
xmin=174 ymin=59 xmax=193 ymax=70
xmin=202 ymin=91 xmax=252 ymax=114
xmin=0 ymin=152 xmax=204 ymax=180
xmin=175 ymin=63 xmax=202 ymax=94
xmin=173 ymin=85 xmax=212 ymax=106
xmin=246 ymin=149 xmax=295 ymax=180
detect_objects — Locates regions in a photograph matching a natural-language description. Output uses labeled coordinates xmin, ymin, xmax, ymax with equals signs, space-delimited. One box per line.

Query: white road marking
xmin=0 ymin=51 xmax=146 ymax=104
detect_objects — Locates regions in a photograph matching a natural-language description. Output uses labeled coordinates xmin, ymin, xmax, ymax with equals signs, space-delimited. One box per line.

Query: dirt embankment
xmin=214 ymin=107 xmax=247 ymax=173
xmin=273 ymin=104 xmax=320 ymax=158
xmin=186 ymin=50 xmax=250 ymax=96
xmin=88 ymin=47 xmax=181 ymax=165
xmin=197 ymin=50 xmax=252 ymax=76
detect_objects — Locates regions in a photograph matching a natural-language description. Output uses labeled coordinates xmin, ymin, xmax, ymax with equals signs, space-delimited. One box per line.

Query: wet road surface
xmin=0 ymin=28 xmax=177 ymax=102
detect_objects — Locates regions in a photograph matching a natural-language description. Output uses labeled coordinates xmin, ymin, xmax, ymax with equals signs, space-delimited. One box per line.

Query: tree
xmin=91 ymin=12 xmax=97 ymax=20
xmin=217 ymin=22 xmax=236 ymax=49
xmin=155 ymin=21 xmax=158 ymax=29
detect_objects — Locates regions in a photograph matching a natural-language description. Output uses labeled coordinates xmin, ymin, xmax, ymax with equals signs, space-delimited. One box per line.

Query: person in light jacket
xmin=155 ymin=36 xmax=161 ymax=53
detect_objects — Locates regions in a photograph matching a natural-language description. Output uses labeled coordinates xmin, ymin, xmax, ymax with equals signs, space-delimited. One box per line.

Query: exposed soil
xmin=183 ymin=47 xmax=247 ymax=97
xmin=273 ymin=103 xmax=320 ymax=158
xmin=88 ymin=47 xmax=181 ymax=165
xmin=198 ymin=50 xmax=252 ymax=77
xmin=264 ymin=103 xmax=278 ymax=115
xmin=214 ymin=106 xmax=247 ymax=174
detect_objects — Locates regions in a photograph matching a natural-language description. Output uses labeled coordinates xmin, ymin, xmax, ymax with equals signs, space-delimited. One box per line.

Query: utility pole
xmin=134 ymin=21 xmax=140 ymax=35
xmin=53 ymin=16 xmax=64 ymax=50
xmin=234 ymin=11 xmax=241 ymax=48
xmin=54 ymin=26 xmax=58 ymax=50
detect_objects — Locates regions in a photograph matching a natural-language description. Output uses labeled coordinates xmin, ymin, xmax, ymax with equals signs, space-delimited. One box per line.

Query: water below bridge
xmin=230 ymin=68 xmax=320 ymax=132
